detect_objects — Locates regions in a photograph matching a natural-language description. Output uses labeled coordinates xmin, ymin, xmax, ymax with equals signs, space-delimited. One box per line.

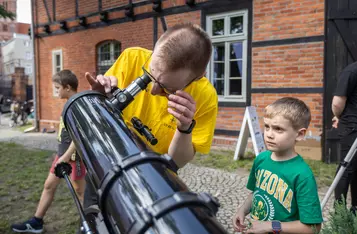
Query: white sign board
xmin=234 ymin=106 xmax=266 ymax=160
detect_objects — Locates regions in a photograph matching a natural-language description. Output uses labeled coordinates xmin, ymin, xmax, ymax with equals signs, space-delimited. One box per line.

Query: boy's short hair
xmin=52 ymin=70 xmax=78 ymax=91
xmin=264 ymin=97 xmax=311 ymax=130
xmin=156 ymin=23 xmax=212 ymax=78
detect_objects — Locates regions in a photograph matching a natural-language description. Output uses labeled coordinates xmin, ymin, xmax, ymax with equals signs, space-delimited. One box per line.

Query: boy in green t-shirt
xmin=233 ymin=97 xmax=323 ymax=233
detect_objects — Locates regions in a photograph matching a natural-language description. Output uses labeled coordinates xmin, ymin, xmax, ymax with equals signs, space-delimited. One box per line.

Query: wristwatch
xmin=177 ymin=119 xmax=196 ymax=134
xmin=272 ymin=220 xmax=281 ymax=234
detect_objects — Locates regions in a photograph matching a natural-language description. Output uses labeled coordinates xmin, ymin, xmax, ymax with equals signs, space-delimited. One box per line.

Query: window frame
xmin=52 ymin=49 xmax=63 ymax=97
xmin=96 ymin=40 xmax=121 ymax=75
xmin=206 ymin=10 xmax=249 ymax=103
xmin=25 ymin=64 xmax=32 ymax=75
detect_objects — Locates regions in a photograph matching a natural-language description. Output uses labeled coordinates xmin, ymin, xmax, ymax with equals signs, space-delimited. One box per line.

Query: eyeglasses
xmin=142 ymin=53 xmax=203 ymax=95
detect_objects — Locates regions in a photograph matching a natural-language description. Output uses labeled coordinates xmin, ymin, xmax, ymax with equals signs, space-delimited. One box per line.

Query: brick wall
xmin=35 ymin=0 xmax=204 ymax=131
xmin=253 ymin=0 xmax=324 ymax=41
xmin=212 ymin=0 xmax=325 ymax=148
xmin=37 ymin=18 xmax=153 ymax=129
xmin=11 ymin=67 xmax=28 ymax=102
xmin=34 ymin=0 xmax=326 ymax=152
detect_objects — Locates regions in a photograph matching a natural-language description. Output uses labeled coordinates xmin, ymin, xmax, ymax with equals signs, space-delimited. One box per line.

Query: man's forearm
xmin=332 ymin=96 xmax=346 ymax=118
xmin=332 ymin=105 xmax=344 ymax=118
xmin=168 ymin=131 xmax=195 ymax=168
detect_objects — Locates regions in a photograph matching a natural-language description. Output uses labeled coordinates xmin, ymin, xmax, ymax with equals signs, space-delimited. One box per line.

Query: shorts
xmin=50 ymin=155 xmax=86 ymax=181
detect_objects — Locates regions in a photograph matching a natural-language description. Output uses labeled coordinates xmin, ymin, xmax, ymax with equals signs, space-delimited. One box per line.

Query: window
xmin=97 ymin=41 xmax=121 ymax=75
xmin=207 ymin=10 xmax=248 ymax=102
xmin=25 ymin=64 xmax=32 ymax=75
xmin=52 ymin=49 xmax=63 ymax=96
xmin=25 ymin=51 xmax=31 ymax=60
xmin=3 ymin=24 xmax=7 ymax=31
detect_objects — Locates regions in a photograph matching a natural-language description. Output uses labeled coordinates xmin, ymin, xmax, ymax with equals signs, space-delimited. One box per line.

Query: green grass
xmin=192 ymin=149 xmax=337 ymax=187
xmin=15 ymin=123 xmax=33 ymax=132
xmin=0 ymin=142 xmax=79 ymax=234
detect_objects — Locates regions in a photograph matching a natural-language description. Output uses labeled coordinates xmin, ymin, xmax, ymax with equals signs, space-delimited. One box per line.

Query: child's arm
xmin=233 ymin=192 xmax=253 ymax=232
xmin=246 ymin=220 xmax=321 ymax=233
xmin=55 ymin=141 xmax=76 ymax=165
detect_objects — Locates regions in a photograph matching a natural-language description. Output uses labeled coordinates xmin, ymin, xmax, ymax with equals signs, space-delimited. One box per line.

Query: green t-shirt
xmin=246 ymin=151 xmax=323 ymax=224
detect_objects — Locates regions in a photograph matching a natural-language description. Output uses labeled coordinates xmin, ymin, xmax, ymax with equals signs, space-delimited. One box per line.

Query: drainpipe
xmin=30 ymin=0 xmax=38 ymax=131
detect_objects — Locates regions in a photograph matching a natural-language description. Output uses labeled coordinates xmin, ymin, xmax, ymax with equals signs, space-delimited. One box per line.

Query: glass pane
xmin=212 ymin=19 xmax=224 ymax=36
xmin=97 ymin=65 xmax=111 ymax=75
xmin=230 ymin=61 xmax=242 ymax=77
xmin=213 ymin=79 xmax=224 ymax=95
xmin=114 ymin=42 xmax=121 ymax=59
xmin=56 ymin=54 xmax=60 ymax=66
xmin=213 ymin=44 xmax=225 ymax=61
xmin=229 ymin=79 xmax=242 ymax=95
xmin=230 ymin=42 xmax=243 ymax=59
xmin=100 ymin=43 xmax=110 ymax=54
xmin=114 ymin=43 xmax=120 ymax=52
xmin=214 ymin=63 xmax=224 ymax=79
xmin=230 ymin=16 xmax=243 ymax=34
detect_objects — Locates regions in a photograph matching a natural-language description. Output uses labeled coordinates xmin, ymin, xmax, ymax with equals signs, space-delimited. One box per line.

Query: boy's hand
xmin=232 ymin=209 xmax=247 ymax=232
xmin=245 ymin=219 xmax=272 ymax=233
xmin=85 ymin=72 xmax=118 ymax=94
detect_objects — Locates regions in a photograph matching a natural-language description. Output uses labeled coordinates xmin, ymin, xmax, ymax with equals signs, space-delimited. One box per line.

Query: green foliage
xmin=0 ymin=5 xmax=15 ymax=20
xmin=0 ymin=142 xmax=78 ymax=234
xmin=321 ymin=200 xmax=357 ymax=234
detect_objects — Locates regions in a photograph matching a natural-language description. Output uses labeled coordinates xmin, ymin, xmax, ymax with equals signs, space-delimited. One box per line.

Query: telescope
xmin=55 ymin=73 xmax=228 ymax=234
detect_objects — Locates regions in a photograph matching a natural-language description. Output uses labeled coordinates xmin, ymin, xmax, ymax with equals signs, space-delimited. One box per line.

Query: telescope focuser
xmin=107 ymin=73 xmax=151 ymax=111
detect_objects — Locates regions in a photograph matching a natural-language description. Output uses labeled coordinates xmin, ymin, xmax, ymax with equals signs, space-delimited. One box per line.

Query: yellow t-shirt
xmin=105 ymin=47 xmax=218 ymax=154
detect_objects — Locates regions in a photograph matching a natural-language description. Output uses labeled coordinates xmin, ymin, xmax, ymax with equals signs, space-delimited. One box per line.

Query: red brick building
xmin=32 ymin=0 xmax=357 ymax=160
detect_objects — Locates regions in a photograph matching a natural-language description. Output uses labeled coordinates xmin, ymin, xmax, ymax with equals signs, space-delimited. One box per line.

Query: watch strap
xmin=177 ymin=119 xmax=196 ymax=134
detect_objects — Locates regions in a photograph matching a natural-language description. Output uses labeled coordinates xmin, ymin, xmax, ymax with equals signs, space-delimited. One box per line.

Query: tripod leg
xmin=321 ymin=135 xmax=357 ymax=210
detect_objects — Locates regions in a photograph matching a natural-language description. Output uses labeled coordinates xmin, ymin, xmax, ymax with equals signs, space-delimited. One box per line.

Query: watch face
xmin=272 ymin=221 xmax=281 ymax=230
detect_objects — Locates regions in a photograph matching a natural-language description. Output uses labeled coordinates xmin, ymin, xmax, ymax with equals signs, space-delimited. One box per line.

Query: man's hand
xmin=85 ymin=72 xmax=118 ymax=94
xmin=332 ymin=116 xmax=339 ymax=128
xmin=232 ymin=208 xmax=247 ymax=232
xmin=167 ymin=90 xmax=196 ymax=131
xmin=245 ymin=220 xmax=272 ymax=234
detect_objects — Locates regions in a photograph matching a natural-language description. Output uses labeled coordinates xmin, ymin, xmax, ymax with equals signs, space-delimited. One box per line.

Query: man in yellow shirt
xmin=86 ymin=23 xmax=218 ymax=167
xmin=83 ymin=23 xmax=218 ymax=211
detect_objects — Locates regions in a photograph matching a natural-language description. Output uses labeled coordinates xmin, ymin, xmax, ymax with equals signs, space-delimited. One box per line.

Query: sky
xmin=16 ymin=0 xmax=31 ymax=24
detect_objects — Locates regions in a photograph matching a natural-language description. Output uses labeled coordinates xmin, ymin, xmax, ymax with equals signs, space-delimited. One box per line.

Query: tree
xmin=0 ymin=5 xmax=15 ymax=20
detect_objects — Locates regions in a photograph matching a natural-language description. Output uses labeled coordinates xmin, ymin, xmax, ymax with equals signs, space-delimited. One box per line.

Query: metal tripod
xmin=321 ymin=135 xmax=357 ymax=210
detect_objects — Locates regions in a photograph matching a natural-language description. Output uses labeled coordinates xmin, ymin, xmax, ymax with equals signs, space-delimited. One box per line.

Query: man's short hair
xmin=52 ymin=69 xmax=78 ymax=91
xmin=264 ymin=97 xmax=311 ymax=130
xmin=156 ymin=23 xmax=212 ymax=78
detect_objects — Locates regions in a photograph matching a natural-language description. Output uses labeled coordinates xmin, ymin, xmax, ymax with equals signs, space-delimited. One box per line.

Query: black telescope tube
xmin=62 ymin=92 xmax=228 ymax=234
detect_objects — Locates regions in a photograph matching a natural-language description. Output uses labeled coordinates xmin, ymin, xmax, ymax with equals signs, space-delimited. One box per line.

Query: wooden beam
xmin=334 ymin=19 xmax=357 ymax=61
xmin=42 ymin=0 xmax=52 ymax=23
xmin=160 ymin=16 xmax=167 ymax=32
xmin=98 ymin=0 xmax=102 ymax=11
xmin=52 ymin=0 xmax=56 ymax=21
xmin=75 ymin=0 xmax=79 ymax=17
xmin=153 ymin=16 xmax=158 ymax=46
xmin=329 ymin=9 xmax=357 ymax=20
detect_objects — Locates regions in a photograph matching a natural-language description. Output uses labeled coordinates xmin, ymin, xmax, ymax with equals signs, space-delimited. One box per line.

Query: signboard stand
xmin=234 ymin=106 xmax=265 ymax=160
